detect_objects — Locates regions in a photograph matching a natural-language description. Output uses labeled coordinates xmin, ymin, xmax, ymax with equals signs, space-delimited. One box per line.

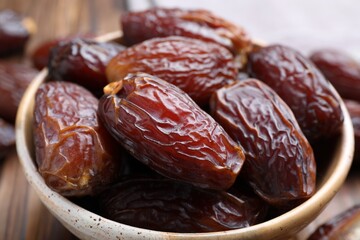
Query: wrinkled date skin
xmin=310 ymin=49 xmax=360 ymax=102
xmin=0 ymin=9 xmax=34 ymax=56
xmin=121 ymin=8 xmax=251 ymax=56
xmin=248 ymin=44 xmax=344 ymax=140
xmin=210 ymin=79 xmax=316 ymax=206
xmin=0 ymin=62 xmax=38 ymax=122
xmin=344 ymin=100 xmax=360 ymax=164
xmin=308 ymin=204 xmax=360 ymax=240
xmin=0 ymin=118 xmax=15 ymax=159
xmin=33 ymin=81 xmax=122 ymax=197
xmin=31 ymin=34 xmax=95 ymax=70
xmin=106 ymin=36 xmax=237 ymax=106
xmin=98 ymin=73 xmax=245 ymax=190
xmin=48 ymin=38 xmax=125 ymax=96
xmin=99 ymin=178 xmax=267 ymax=233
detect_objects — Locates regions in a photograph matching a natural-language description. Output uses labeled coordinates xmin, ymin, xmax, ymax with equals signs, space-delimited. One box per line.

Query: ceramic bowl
xmin=16 ymin=31 xmax=355 ymax=240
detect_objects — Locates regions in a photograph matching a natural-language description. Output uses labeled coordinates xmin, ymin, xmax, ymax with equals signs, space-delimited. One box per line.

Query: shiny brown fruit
xmin=248 ymin=44 xmax=344 ymax=140
xmin=121 ymin=7 xmax=251 ymax=57
xmin=210 ymin=79 xmax=316 ymax=206
xmin=310 ymin=49 xmax=360 ymax=102
xmin=106 ymin=36 xmax=237 ymax=106
xmin=48 ymin=38 xmax=125 ymax=96
xmin=98 ymin=73 xmax=245 ymax=190
xmin=33 ymin=81 xmax=123 ymax=196
xmin=99 ymin=178 xmax=267 ymax=233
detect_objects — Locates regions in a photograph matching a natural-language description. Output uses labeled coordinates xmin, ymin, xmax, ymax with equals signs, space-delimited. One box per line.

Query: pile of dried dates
xmin=0 ymin=9 xmax=38 ymax=159
xmin=26 ymin=7 xmax=360 ymax=235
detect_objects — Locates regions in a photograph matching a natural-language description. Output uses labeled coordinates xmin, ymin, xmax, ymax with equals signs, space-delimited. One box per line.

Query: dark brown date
xmin=121 ymin=8 xmax=251 ymax=56
xmin=0 ymin=118 xmax=15 ymax=159
xmin=0 ymin=9 xmax=35 ymax=56
xmin=0 ymin=61 xmax=38 ymax=122
xmin=31 ymin=34 xmax=95 ymax=70
xmin=310 ymin=49 xmax=360 ymax=102
xmin=344 ymin=99 xmax=360 ymax=164
xmin=307 ymin=205 xmax=360 ymax=240
xmin=48 ymin=38 xmax=125 ymax=96
xmin=248 ymin=44 xmax=344 ymax=140
xmin=210 ymin=79 xmax=316 ymax=206
xmin=98 ymin=73 xmax=245 ymax=190
xmin=33 ymin=81 xmax=122 ymax=196
xmin=106 ymin=36 xmax=237 ymax=106
xmin=31 ymin=39 xmax=58 ymax=70
xmin=99 ymin=178 xmax=267 ymax=233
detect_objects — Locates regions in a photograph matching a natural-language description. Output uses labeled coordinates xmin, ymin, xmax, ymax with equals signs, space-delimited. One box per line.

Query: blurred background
xmin=0 ymin=0 xmax=359 ymax=57
xmin=0 ymin=0 xmax=358 ymax=239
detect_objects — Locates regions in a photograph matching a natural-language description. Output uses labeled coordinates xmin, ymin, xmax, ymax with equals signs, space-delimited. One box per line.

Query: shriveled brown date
xmin=344 ymin=99 xmax=360 ymax=164
xmin=0 ymin=9 xmax=35 ymax=56
xmin=48 ymin=38 xmax=125 ymax=96
xmin=106 ymin=36 xmax=237 ymax=106
xmin=99 ymin=178 xmax=267 ymax=233
xmin=248 ymin=44 xmax=343 ymax=140
xmin=121 ymin=8 xmax=251 ymax=56
xmin=98 ymin=73 xmax=245 ymax=190
xmin=210 ymin=79 xmax=316 ymax=206
xmin=0 ymin=118 xmax=15 ymax=159
xmin=31 ymin=34 xmax=95 ymax=70
xmin=307 ymin=205 xmax=360 ymax=240
xmin=33 ymin=81 xmax=122 ymax=196
xmin=310 ymin=49 xmax=360 ymax=102
xmin=0 ymin=62 xmax=38 ymax=122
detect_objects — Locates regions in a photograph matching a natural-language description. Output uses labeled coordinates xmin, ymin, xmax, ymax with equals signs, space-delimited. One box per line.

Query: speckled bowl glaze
xmin=16 ymin=31 xmax=354 ymax=240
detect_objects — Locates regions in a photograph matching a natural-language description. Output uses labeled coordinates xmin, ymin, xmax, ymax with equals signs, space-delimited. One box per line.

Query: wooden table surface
xmin=0 ymin=0 xmax=359 ymax=239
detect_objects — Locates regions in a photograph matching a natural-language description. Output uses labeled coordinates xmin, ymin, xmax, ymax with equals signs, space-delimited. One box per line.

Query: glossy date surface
xmin=106 ymin=36 xmax=237 ymax=106
xmin=248 ymin=44 xmax=343 ymax=140
xmin=310 ymin=49 xmax=360 ymax=102
xmin=99 ymin=178 xmax=267 ymax=233
xmin=210 ymin=79 xmax=316 ymax=206
xmin=0 ymin=9 xmax=33 ymax=56
xmin=308 ymin=205 xmax=360 ymax=240
xmin=98 ymin=73 xmax=245 ymax=190
xmin=48 ymin=38 xmax=125 ymax=95
xmin=0 ymin=61 xmax=38 ymax=122
xmin=33 ymin=81 xmax=122 ymax=196
xmin=121 ymin=7 xmax=251 ymax=56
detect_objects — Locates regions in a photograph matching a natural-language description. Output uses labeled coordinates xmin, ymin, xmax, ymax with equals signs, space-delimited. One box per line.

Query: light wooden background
xmin=0 ymin=0 xmax=358 ymax=239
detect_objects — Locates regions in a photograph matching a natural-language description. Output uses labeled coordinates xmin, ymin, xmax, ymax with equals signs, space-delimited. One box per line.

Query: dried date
xmin=33 ymin=81 xmax=123 ymax=196
xmin=99 ymin=178 xmax=267 ymax=233
xmin=0 ymin=9 xmax=35 ymax=56
xmin=248 ymin=44 xmax=343 ymax=140
xmin=48 ymin=38 xmax=125 ymax=96
xmin=98 ymin=73 xmax=245 ymax=190
xmin=310 ymin=49 xmax=360 ymax=102
xmin=307 ymin=205 xmax=360 ymax=240
xmin=106 ymin=36 xmax=237 ymax=106
xmin=121 ymin=8 xmax=251 ymax=57
xmin=31 ymin=34 xmax=95 ymax=70
xmin=0 ymin=62 xmax=38 ymax=122
xmin=210 ymin=79 xmax=316 ymax=206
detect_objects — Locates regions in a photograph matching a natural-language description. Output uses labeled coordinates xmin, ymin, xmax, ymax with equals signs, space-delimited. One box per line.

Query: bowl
xmin=16 ymin=31 xmax=355 ymax=240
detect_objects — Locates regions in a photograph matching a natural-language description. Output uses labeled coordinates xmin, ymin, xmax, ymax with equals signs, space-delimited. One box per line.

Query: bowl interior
xmin=15 ymin=31 xmax=355 ymax=240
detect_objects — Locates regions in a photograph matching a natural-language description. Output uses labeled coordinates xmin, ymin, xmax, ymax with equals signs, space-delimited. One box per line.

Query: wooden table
xmin=0 ymin=0 xmax=359 ymax=239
